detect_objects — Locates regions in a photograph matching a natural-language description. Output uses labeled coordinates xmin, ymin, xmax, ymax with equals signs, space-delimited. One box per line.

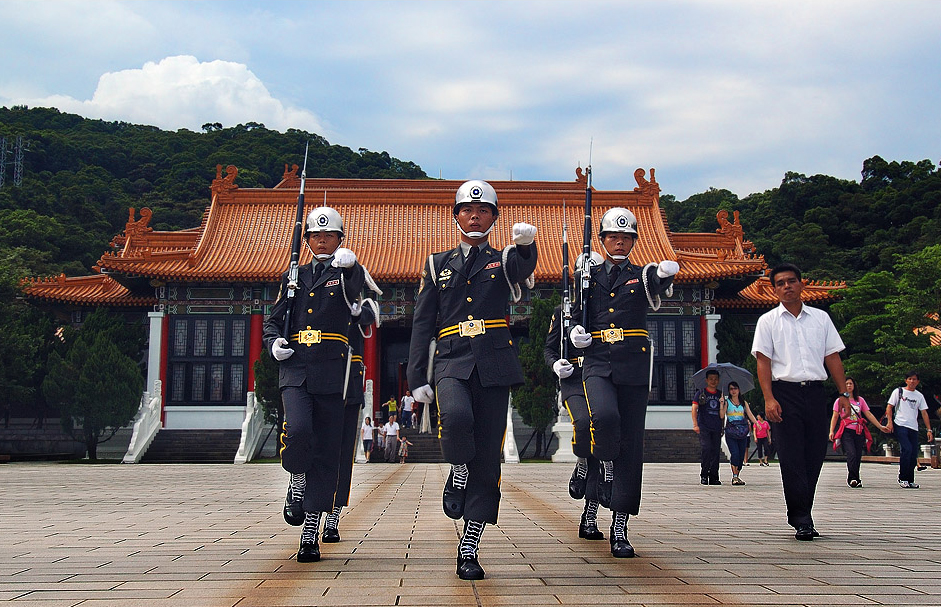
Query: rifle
xmin=560 ymin=200 xmax=571 ymax=362
xmin=580 ymin=157 xmax=593 ymax=329
xmin=282 ymin=142 xmax=310 ymax=339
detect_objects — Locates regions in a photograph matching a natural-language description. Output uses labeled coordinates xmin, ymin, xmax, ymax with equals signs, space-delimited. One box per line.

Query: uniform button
xmin=309 ymin=292 xmax=315 ymax=297
xmin=467 ymin=280 xmax=471 ymax=284
xmin=610 ymin=293 xmax=615 ymax=297
xmin=608 ymin=308 xmax=614 ymax=313
xmin=641 ymin=347 xmax=646 ymax=352
xmin=307 ymin=308 xmax=313 ymax=313
xmin=610 ymin=323 xmax=615 ymax=328
xmin=468 ymin=315 xmax=474 ymax=320
xmin=630 ymin=289 xmax=635 ymax=294
xmin=491 ymin=274 xmax=496 ymax=278
xmin=509 ymin=340 xmax=513 ymax=345
xmin=466 ymin=297 xmax=472 ymax=302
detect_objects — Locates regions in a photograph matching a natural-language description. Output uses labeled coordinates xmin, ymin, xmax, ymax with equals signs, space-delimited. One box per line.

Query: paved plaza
xmin=1 ymin=460 xmax=939 ymax=606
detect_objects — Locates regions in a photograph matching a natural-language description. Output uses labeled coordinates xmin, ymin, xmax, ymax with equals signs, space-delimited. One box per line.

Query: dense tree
xmin=513 ymin=295 xmax=560 ymax=459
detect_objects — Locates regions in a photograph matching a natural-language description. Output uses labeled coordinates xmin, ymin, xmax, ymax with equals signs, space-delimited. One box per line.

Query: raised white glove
xmin=271 ymin=337 xmax=294 ymax=361
xmin=413 ymin=384 xmax=435 ymax=404
xmin=350 ymin=301 xmax=362 ymax=317
xmin=570 ymin=325 xmax=592 ymax=349
xmin=553 ymin=359 xmax=574 ymax=379
xmin=512 ymin=222 xmax=537 ymax=246
xmin=657 ymin=260 xmax=679 ymax=278
xmin=331 ymin=247 xmax=356 ymax=268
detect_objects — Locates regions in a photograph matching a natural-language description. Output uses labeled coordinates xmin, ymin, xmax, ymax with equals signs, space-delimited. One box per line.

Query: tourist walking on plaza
xmin=722 ymin=381 xmax=758 ymax=485
xmin=264 ymin=206 xmax=365 ymax=562
xmin=383 ymin=414 xmax=400 ymax=463
xmin=751 ymin=263 xmax=850 ymax=541
xmin=753 ymin=414 xmax=772 ymax=466
xmin=407 ymin=179 xmax=537 ymax=580
xmin=570 ymin=207 xmax=678 ymax=558
xmin=361 ymin=417 xmax=375 ymax=463
xmin=692 ymin=370 xmax=724 ymax=485
xmin=828 ymin=378 xmax=887 ymax=488
xmin=885 ymin=371 xmax=934 ymax=489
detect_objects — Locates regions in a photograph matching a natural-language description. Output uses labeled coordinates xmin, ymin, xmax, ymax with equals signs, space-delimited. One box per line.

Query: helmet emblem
xmin=317 ymin=214 xmax=329 ymax=227
xmin=470 ymin=185 xmax=483 ymax=200
xmin=617 ymin=215 xmax=629 ymax=228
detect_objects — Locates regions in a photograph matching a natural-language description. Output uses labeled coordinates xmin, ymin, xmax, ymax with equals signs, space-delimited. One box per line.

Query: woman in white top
xmin=361 ymin=417 xmax=375 ymax=462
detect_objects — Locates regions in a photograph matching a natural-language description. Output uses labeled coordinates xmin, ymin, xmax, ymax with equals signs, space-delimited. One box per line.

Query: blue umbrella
xmin=692 ymin=362 xmax=754 ymax=393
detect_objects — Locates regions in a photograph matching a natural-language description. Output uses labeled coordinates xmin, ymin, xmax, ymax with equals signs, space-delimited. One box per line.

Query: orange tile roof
xmin=713 ymin=276 xmax=846 ymax=309
xmin=24 ymin=166 xmax=776 ymax=306
xmin=21 ymin=273 xmax=157 ymax=307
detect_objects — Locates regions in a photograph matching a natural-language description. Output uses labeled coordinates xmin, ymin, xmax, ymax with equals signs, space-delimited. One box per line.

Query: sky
xmin=1 ymin=0 xmax=939 ymax=200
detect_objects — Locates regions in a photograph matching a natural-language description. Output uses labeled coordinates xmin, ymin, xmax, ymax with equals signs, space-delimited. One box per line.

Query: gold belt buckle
xmin=459 ymin=319 xmax=486 ymax=337
xmin=602 ymin=328 xmax=624 ymax=343
xmin=298 ymin=328 xmax=322 ymax=345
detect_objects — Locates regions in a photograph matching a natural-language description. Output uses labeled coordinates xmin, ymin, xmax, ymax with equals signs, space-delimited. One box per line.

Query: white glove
xmin=570 ymin=325 xmax=592 ymax=349
xmin=331 ymin=247 xmax=357 ymax=268
xmin=413 ymin=384 xmax=435 ymax=404
xmin=350 ymin=301 xmax=362 ymax=317
xmin=271 ymin=337 xmax=294 ymax=361
xmin=657 ymin=260 xmax=679 ymax=278
xmin=512 ymin=222 xmax=537 ymax=246
xmin=553 ymin=359 xmax=574 ymax=379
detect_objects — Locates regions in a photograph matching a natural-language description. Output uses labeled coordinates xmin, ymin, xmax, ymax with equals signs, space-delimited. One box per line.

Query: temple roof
xmin=712 ymin=275 xmax=846 ymax=309
xmin=22 ymin=273 xmax=157 ymax=307
xmin=24 ymin=164 xmax=775 ymax=306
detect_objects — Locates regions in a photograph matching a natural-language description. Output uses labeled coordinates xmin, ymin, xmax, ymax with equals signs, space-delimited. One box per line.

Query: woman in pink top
xmin=753 ymin=414 xmax=772 ymax=466
xmin=828 ymin=378 xmax=888 ymax=488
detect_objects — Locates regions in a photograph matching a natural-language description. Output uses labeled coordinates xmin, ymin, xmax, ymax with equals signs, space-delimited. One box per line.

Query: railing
xmin=234 ymin=392 xmax=265 ymax=464
xmin=122 ymin=380 xmax=162 ymax=464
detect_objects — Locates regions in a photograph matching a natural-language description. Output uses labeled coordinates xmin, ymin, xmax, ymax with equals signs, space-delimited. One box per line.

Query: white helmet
xmin=575 ymin=251 xmax=604 ymax=272
xmin=305 ymin=206 xmax=344 ymax=237
xmin=598 ymin=207 xmax=638 ymax=238
xmin=454 ymin=180 xmax=499 ymax=217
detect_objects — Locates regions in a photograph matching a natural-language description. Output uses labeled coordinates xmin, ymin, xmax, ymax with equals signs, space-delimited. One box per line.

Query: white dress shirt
xmin=751 ymin=303 xmax=845 ymax=382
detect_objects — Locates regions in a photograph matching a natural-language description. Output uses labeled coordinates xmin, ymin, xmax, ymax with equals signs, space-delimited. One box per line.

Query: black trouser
xmin=564 ymin=390 xmax=600 ymax=501
xmin=699 ymin=427 xmax=722 ymax=481
xmin=841 ymin=429 xmax=865 ymax=484
xmin=756 ymin=437 xmax=770 ymax=458
xmin=334 ymin=402 xmax=363 ymax=508
xmin=436 ymin=370 xmax=509 ymax=524
xmin=583 ymin=377 xmax=648 ymax=515
xmin=280 ymin=385 xmax=345 ymax=513
xmin=770 ymin=380 xmax=828 ymax=528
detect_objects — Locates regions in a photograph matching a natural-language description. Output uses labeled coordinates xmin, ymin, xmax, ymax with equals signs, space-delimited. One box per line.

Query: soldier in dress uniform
xmin=407 ymin=179 xmax=538 ymax=580
xmin=545 ymin=252 xmax=606 ymax=542
xmin=322 ymin=296 xmax=379 ymax=543
xmin=569 ymin=207 xmax=678 ymax=558
xmin=263 ymin=206 xmax=365 ymax=563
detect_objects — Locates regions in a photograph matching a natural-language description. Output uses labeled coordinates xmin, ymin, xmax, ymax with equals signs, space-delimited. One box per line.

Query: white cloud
xmin=5 ymin=55 xmax=324 ymax=134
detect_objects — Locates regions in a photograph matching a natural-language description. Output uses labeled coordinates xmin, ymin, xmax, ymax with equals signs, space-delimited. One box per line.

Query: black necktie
xmin=464 ymin=246 xmax=478 ymax=274
xmin=609 ymin=264 xmax=621 ymax=285
xmin=313 ymin=263 xmax=324 ymax=283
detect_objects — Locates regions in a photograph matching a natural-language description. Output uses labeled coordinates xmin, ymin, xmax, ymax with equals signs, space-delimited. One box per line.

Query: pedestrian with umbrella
xmin=691 ymin=363 xmax=755 ymax=485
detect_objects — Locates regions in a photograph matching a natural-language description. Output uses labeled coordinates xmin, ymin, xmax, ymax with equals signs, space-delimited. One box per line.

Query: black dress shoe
xmin=297 ymin=540 xmax=320 ymax=562
xmin=443 ymin=471 xmax=466 ymax=520
xmin=610 ymin=537 xmax=635 ymax=558
xmin=578 ymin=521 xmax=605 ymax=540
xmin=700 ymin=476 xmax=708 ymax=485
xmin=708 ymin=478 xmax=722 ymax=485
xmin=322 ymin=526 xmax=340 ymax=543
xmin=569 ymin=466 xmax=587 ymax=500
xmin=811 ymin=526 xmax=820 ymax=538
xmin=456 ymin=556 xmax=485 ymax=580
xmin=794 ymin=525 xmax=814 ymax=541
xmin=283 ymin=488 xmax=304 ymax=526
xmin=597 ymin=478 xmax=612 ymax=509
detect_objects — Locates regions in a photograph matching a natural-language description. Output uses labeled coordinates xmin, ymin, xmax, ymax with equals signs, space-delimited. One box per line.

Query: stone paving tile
xmin=1 ymin=461 xmax=940 ymax=606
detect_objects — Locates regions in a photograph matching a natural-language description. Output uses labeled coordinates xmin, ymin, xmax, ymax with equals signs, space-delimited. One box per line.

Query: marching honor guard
xmin=570 ymin=207 xmax=678 ymax=558
xmin=407 ymin=180 xmax=538 ymax=580
xmin=546 ymin=252 xmax=607 ymax=541
xmin=263 ymin=206 xmax=365 ymax=563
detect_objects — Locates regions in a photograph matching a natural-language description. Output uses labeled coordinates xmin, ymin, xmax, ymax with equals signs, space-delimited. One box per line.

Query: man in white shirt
xmin=383 ymin=414 xmax=400 ymax=463
xmin=401 ymin=391 xmax=415 ymax=428
xmin=751 ymin=263 xmax=850 ymax=541
xmin=885 ymin=371 xmax=934 ymax=488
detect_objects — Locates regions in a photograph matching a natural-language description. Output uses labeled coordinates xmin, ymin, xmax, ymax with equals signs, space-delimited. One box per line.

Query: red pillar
xmin=248 ymin=313 xmax=263 ymax=391
xmin=700 ymin=315 xmax=709 ymax=368
xmin=364 ymin=326 xmax=380 ymax=418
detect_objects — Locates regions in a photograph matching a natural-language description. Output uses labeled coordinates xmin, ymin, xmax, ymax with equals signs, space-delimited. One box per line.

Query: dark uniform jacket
xmin=407 ymin=243 xmax=538 ymax=390
xmin=574 ymin=261 xmax=673 ymax=386
xmin=543 ymin=305 xmax=584 ymax=401
xmin=263 ymin=260 xmax=365 ymax=394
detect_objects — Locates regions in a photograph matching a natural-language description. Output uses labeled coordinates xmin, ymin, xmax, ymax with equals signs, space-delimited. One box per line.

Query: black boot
xmin=569 ymin=463 xmax=587 ymax=499
xmin=609 ymin=512 xmax=635 ymax=558
xmin=283 ymin=486 xmax=304 ymax=526
xmin=578 ymin=500 xmax=604 ymax=540
xmin=443 ymin=469 xmax=466 ymax=520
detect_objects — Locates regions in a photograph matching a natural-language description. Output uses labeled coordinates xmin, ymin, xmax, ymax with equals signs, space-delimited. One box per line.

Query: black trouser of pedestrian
xmin=699 ymin=427 xmax=722 ymax=481
xmin=770 ymin=380 xmax=828 ymax=528
xmin=756 ymin=437 xmax=770 ymax=459
xmin=436 ymin=369 xmax=509 ymax=524
xmin=384 ymin=434 xmax=398 ymax=462
xmin=564 ymin=389 xmax=600 ymax=501
xmin=280 ymin=385 xmax=345 ymax=513
xmin=841 ymin=429 xmax=865 ymax=485
xmin=583 ymin=376 xmax=648 ymax=515
xmin=895 ymin=426 xmax=920 ymax=483
xmin=334 ymin=402 xmax=362 ymax=508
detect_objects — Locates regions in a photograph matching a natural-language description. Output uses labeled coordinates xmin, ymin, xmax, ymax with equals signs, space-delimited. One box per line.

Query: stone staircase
xmin=395 ymin=428 xmax=444 ymax=463
xmin=139 ymin=429 xmax=242 ymax=464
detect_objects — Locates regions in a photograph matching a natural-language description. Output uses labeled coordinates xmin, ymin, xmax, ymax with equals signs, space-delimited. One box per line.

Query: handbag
xmin=724 ymin=397 xmax=750 ymax=439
